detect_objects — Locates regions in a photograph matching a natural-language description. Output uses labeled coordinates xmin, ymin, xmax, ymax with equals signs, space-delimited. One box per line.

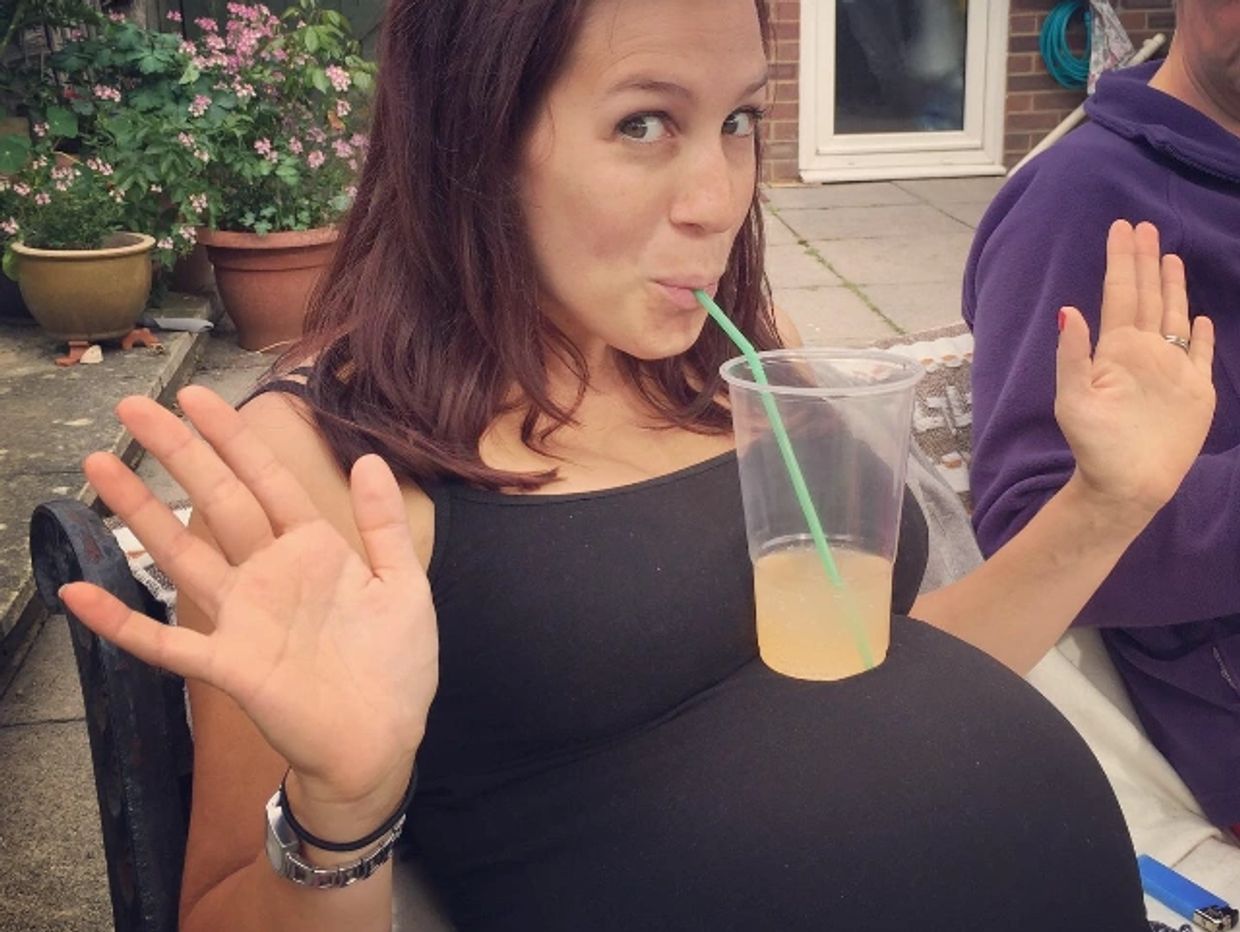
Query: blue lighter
xmin=1138 ymin=854 xmax=1239 ymax=932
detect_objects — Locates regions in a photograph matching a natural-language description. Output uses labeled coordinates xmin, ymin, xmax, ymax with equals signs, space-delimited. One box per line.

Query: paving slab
xmin=761 ymin=210 xmax=799 ymax=247
xmin=777 ymin=204 xmax=971 ymax=242
xmin=0 ymin=305 xmax=208 ymax=643
xmin=809 ymin=232 xmax=977 ymax=286
xmin=0 ymin=720 xmax=111 ymax=932
xmin=938 ymin=201 xmax=990 ymax=230
xmin=764 ymin=182 xmax=919 ymax=210
xmin=0 ymin=616 xmax=84 ymax=727
xmin=774 ymin=285 xmax=898 ymax=347
xmin=857 ymin=281 xmax=968 ymax=334
xmin=893 ymin=176 xmax=1008 ymax=205
xmin=765 ymin=244 xmax=841 ymax=289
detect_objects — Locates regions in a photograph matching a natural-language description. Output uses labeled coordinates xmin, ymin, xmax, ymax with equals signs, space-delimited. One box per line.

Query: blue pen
xmin=1139 ymin=854 xmax=1238 ymax=932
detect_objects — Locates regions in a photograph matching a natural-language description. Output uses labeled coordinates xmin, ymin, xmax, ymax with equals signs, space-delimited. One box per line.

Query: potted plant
xmin=1 ymin=4 xmax=208 ymax=299
xmin=176 ymin=0 xmax=375 ymax=352
xmin=1 ymin=143 xmax=155 ymax=341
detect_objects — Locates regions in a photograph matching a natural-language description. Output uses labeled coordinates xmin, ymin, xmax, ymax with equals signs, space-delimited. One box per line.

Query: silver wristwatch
xmin=264 ymin=789 xmax=406 ymax=888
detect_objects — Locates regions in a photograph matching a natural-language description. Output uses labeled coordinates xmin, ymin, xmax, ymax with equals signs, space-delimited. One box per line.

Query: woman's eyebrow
xmin=604 ymin=72 xmax=769 ymax=101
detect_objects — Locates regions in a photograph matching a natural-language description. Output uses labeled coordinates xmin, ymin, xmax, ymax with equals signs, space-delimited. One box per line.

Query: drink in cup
xmin=721 ymin=349 xmax=923 ymax=681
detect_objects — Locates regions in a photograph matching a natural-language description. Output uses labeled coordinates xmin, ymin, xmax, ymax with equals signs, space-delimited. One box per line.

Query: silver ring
xmin=1162 ymin=334 xmax=1191 ymax=353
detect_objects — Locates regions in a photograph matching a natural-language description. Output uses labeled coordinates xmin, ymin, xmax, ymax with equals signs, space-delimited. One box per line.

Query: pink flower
xmin=194 ymin=148 xmax=210 ymax=163
xmin=189 ymin=193 xmax=209 ymax=214
xmin=93 ymin=84 xmax=122 ymax=103
xmin=166 ymin=10 xmax=183 ymax=22
xmin=349 ymin=133 xmax=368 ymax=149
xmin=332 ymin=139 xmax=353 ymax=159
xmin=0 ymin=218 xmax=19 ymax=236
xmin=180 ymin=40 xmax=196 ymax=55
xmin=157 ymin=237 xmax=175 ymax=250
xmin=150 ymin=184 xmax=164 ymax=194
xmin=345 ymin=185 xmax=357 ymax=199
xmin=32 ymin=122 xmax=48 ymax=138
xmin=33 ymin=192 xmax=51 ymax=206
xmin=206 ymin=33 xmax=226 ymax=51
xmin=288 ymin=138 xmax=303 ymax=154
xmin=189 ymin=94 xmax=212 ymax=118
xmin=194 ymin=17 xmax=218 ymax=33
xmin=254 ymin=138 xmax=273 ymax=157
xmin=177 ymin=226 xmax=197 ymax=243
xmin=108 ymin=11 xmax=126 ymax=23
xmin=13 ymin=183 xmax=30 ymax=197
xmin=335 ymin=99 xmax=351 ymax=118
xmin=347 ymin=158 xmax=358 ymax=172
xmin=306 ymin=150 xmax=325 ymax=170
xmin=325 ymin=66 xmax=351 ymax=93
xmin=307 ymin=127 xmax=326 ymax=144
xmin=178 ymin=132 xmax=196 ymax=148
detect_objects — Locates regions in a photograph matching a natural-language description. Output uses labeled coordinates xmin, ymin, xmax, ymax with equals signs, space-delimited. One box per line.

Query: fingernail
xmin=1057 ymin=309 xmax=1066 ymax=333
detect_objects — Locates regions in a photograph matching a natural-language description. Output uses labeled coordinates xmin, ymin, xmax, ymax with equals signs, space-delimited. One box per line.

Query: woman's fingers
xmin=178 ymin=386 xmax=320 ymax=536
xmin=350 ymin=455 xmax=421 ymax=585
xmin=1100 ymin=220 xmax=1138 ymax=334
xmin=1190 ymin=315 xmax=1215 ymax=373
xmin=1159 ymin=253 xmax=1190 ymax=341
xmin=115 ymin=395 xmax=274 ymax=564
xmin=60 ymin=581 xmax=214 ymax=683
xmin=83 ymin=452 xmax=232 ymax=614
xmin=1055 ymin=306 xmax=1093 ymax=403
xmin=1132 ymin=221 xmax=1164 ymax=332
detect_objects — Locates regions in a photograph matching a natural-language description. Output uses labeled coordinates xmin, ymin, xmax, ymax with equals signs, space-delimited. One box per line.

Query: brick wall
xmin=761 ymin=0 xmax=1176 ymax=184
xmin=763 ymin=0 xmax=802 ymax=184
xmin=1004 ymin=0 xmax=1175 ymax=167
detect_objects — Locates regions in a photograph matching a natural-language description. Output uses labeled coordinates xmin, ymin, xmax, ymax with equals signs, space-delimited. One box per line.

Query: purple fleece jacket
xmin=964 ymin=61 xmax=1240 ymax=828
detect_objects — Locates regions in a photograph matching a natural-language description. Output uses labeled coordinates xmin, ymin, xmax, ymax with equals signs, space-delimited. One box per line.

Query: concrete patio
xmin=0 ymin=176 xmax=1004 ymax=931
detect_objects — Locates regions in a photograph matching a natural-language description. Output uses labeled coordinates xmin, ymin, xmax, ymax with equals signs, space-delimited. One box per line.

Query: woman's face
xmin=519 ymin=0 xmax=768 ymax=368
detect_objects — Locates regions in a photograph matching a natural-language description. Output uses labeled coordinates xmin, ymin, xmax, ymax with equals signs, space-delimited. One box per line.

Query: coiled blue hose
xmin=1040 ymin=0 xmax=1093 ymax=89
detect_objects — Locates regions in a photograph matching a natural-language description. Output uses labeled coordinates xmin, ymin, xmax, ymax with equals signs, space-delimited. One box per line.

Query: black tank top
xmin=245 ymin=378 xmax=1146 ymax=930
xmin=409 ymin=454 xmax=1147 ymax=931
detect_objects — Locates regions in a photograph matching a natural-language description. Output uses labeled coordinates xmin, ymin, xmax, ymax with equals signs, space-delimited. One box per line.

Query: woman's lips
xmin=656 ymin=280 xmax=718 ymax=311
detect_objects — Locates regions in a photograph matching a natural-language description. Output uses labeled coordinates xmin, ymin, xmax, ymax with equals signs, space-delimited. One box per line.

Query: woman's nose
xmin=668 ymin=143 xmax=745 ymax=235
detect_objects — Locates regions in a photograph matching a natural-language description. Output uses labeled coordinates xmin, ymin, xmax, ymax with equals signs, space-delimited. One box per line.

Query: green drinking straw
xmin=695 ymin=289 xmax=875 ymax=671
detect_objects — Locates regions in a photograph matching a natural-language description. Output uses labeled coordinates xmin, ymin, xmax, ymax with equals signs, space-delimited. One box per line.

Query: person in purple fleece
xmin=965 ymin=0 xmax=1240 ymax=833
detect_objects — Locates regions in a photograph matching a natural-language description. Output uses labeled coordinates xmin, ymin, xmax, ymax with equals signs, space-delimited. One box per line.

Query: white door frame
xmin=798 ymin=0 xmax=1010 ymax=182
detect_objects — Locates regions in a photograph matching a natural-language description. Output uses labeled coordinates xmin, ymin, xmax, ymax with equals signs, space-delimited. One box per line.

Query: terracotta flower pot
xmin=12 ymin=233 xmax=155 ymax=341
xmin=197 ymin=226 xmax=338 ymax=353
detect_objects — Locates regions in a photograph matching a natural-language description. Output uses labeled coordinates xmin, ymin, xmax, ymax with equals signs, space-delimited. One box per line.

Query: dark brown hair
xmin=288 ymin=0 xmax=778 ymax=491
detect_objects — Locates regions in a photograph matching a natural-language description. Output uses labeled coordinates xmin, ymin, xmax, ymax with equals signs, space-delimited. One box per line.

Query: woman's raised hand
xmin=60 ymin=386 xmax=438 ymax=808
xmin=1055 ymin=220 xmax=1216 ymax=528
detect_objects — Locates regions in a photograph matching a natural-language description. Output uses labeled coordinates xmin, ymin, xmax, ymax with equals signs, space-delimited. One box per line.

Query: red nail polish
xmin=1057 ymin=309 xmax=1066 ymax=333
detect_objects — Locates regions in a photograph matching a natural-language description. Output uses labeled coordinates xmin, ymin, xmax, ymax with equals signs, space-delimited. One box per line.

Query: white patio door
xmin=799 ymin=0 xmax=1010 ymax=181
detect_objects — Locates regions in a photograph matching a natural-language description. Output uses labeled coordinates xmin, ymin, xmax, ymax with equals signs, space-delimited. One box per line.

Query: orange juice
xmin=754 ymin=546 xmax=892 ymax=681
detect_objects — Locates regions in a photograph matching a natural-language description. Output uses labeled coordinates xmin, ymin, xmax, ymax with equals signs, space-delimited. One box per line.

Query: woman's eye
xmin=618 ymin=113 xmax=671 ymax=144
xmin=723 ymin=108 xmax=765 ymax=138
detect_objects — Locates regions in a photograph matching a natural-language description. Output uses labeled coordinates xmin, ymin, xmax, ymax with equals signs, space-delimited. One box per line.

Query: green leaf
xmin=179 ymin=63 xmax=201 ymax=86
xmin=0 ymin=134 xmax=31 ymax=173
xmin=304 ymin=27 xmax=320 ymax=53
xmin=310 ymin=68 xmax=329 ymax=94
xmin=2 ymin=249 xmax=18 ymax=283
xmin=46 ymin=106 xmax=79 ymax=139
xmin=138 ymin=51 xmax=164 ymax=74
xmin=352 ymin=70 xmax=373 ymax=92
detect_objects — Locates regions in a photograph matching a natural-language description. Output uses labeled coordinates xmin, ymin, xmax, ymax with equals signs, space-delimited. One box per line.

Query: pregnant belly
xmin=412 ymin=617 xmax=1147 ymax=932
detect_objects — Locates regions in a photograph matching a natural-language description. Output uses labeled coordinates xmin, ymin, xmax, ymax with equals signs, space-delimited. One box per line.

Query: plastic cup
xmin=721 ymin=349 xmax=924 ymax=681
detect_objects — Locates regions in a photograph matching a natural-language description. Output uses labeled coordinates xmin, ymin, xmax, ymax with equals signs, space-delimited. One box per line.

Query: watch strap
xmin=265 ymin=789 xmax=406 ymax=889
